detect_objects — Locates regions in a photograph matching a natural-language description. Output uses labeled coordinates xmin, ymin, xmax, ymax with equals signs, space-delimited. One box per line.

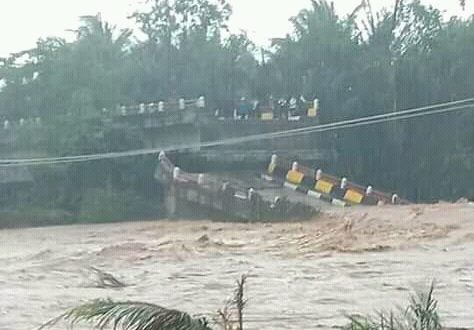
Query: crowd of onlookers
xmin=214 ymin=96 xmax=319 ymax=120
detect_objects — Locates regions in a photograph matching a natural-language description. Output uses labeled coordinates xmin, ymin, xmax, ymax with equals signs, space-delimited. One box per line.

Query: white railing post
xmin=198 ymin=174 xmax=204 ymax=185
xmin=139 ymin=103 xmax=146 ymax=114
xmin=366 ymin=186 xmax=373 ymax=195
xmin=173 ymin=167 xmax=181 ymax=180
xmin=158 ymin=151 xmax=166 ymax=161
xmin=248 ymin=188 xmax=255 ymax=200
xmin=197 ymin=96 xmax=205 ymax=109
xmin=340 ymin=177 xmax=348 ymax=190
xmin=292 ymin=161 xmax=299 ymax=171
xmin=391 ymin=194 xmax=399 ymax=204
xmin=313 ymin=98 xmax=319 ymax=112
xmin=179 ymin=98 xmax=185 ymax=110
xmin=316 ymin=169 xmax=322 ymax=181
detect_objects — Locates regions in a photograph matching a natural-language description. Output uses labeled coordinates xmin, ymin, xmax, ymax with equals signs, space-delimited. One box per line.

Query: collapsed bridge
xmin=156 ymin=152 xmax=408 ymax=222
xmin=156 ymin=152 xmax=318 ymax=221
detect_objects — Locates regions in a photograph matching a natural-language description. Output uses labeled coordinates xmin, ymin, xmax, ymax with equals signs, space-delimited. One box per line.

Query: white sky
xmin=0 ymin=0 xmax=471 ymax=57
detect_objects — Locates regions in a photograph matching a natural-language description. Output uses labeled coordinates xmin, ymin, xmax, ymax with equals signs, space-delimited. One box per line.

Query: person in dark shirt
xmin=238 ymin=97 xmax=251 ymax=119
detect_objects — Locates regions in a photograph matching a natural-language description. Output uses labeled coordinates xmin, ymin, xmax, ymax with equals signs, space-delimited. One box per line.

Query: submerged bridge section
xmin=155 ymin=151 xmax=409 ymax=222
xmin=263 ymin=154 xmax=409 ymax=207
xmin=0 ymin=97 xmax=334 ymax=216
xmin=1 ymin=98 xmax=410 ymax=220
xmin=155 ymin=153 xmax=318 ymax=221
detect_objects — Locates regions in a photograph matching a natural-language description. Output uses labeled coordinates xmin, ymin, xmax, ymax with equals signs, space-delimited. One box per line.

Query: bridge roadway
xmin=215 ymin=170 xmax=336 ymax=212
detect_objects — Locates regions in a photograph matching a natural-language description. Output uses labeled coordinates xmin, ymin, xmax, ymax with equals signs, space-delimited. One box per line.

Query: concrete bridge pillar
xmin=164 ymin=183 xmax=177 ymax=219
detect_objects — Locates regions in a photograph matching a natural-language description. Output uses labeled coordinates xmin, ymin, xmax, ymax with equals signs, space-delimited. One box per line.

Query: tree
xmin=0 ymin=0 xmax=472 ymax=209
xmin=129 ymin=0 xmax=255 ymax=106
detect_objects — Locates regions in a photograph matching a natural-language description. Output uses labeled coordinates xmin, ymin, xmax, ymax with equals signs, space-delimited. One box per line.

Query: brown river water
xmin=0 ymin=204 xmax=472 ymax=329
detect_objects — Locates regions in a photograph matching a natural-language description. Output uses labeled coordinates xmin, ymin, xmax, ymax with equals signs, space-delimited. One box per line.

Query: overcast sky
xmin=0 ymin=0 xmax=471 ymax=56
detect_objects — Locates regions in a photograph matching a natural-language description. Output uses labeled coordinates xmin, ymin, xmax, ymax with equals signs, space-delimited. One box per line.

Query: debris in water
xmin=198 ymin=234 xmax=210 ymax=243
xmin=87 ymin=266 xmax=126 ymax=288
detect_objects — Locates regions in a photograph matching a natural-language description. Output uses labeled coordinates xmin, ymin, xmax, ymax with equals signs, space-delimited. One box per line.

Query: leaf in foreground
xmin=39 ymin=299 xmax=212 ymax=330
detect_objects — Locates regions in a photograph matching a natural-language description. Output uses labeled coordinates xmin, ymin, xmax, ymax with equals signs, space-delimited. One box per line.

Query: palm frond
xmin=345 ymin=282 xmax=442 ymax=330
xmin=39 ymin=299 xmax=212 ymax=330
xmin=348 ymin=1 xmax=367 ymax=21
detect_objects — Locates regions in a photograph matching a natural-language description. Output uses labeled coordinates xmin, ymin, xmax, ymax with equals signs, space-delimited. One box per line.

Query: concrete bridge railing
xmin=264 ymin=154 xmax=409 ymax=207
xmin=155 ymin=152 xmax=317 ymax=221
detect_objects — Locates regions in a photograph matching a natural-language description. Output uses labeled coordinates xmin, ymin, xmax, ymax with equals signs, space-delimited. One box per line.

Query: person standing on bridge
xmin=289 ymin=96 xmax=297 ymax=117
xmin=197 ymin=96 xmax=206 ymax=109
xmin=238 ymin=97 xmax=251 ymax=119
xmin=253 ymin=99 xmax=261 ymax=119
xmin=276 ymin=98 xmax=287 ymax=119
xmin=298 ymin=95 xmax=307 ymax=116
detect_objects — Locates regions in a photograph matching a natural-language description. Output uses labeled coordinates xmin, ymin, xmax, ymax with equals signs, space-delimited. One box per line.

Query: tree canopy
xmin=0 ymin=0 xmax=472 ymax=209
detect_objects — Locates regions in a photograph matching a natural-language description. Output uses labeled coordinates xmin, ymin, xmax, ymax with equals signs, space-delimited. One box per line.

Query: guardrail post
xmin=391 ymin=194 xmax=399 ymax=205
xmin=158 ymin=151 xmax=166 ymax=161
xmin=316 ymin=169 xmax=322 ymax=181
xmin=340 ymin=177 xmax=348 ymax=190
xmin=179 ymin=98 xmax=185 ymax=110
xmin=366 ymin=185 xmax=373 ymax=195
xmin=292 ymin=161 xmax=299 ymax=171
xmin=271 ymin=154 xmax=278 ymax=165
xmin=198 ymin=174 xmax=204 ymax=185
xmin=197 ymin=96 xmax=206 ymax=109
xmin=173 ymin=167 xmax=181 ymax=180
xmin=139 ymin=103 xmax=146 ymax=114
xmin=313 ymin=98 xmax=319 ymax=111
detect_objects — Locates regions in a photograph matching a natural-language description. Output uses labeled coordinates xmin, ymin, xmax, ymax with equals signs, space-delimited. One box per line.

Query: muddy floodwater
xmin=0 ymin=204 xmax=473 ymax=329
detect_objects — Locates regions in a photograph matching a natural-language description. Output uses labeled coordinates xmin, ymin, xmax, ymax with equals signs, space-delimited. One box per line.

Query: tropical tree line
xmin=0 ymin=0 xmax=472 ymax=219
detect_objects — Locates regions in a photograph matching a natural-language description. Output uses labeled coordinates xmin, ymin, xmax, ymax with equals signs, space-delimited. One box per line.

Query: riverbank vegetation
xmin=41 ymin=278 xmax=451 ymax=330
xmin=0 ymin=0 xmax=472 ymax=224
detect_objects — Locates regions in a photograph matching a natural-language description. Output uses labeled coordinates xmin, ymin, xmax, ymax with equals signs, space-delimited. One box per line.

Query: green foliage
xmin=131 ymin=0 xmax=231 ymax=44
xmin=346 ymin=283 xmax=442 ymax=330
xmin=39 ymin=279 xmax=453 ymax=330
xmin=128 ymin=0 xmax=255 ymax=104
xmin=268 ymin=0 xmax=473 ymax=202
xmin=78 ymin=188 xmax=160 ymax=223
xmin=0 ymin=0 xmax=472 ymax=206
xmin=39 ymin=299 xmax=212 ymax=330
